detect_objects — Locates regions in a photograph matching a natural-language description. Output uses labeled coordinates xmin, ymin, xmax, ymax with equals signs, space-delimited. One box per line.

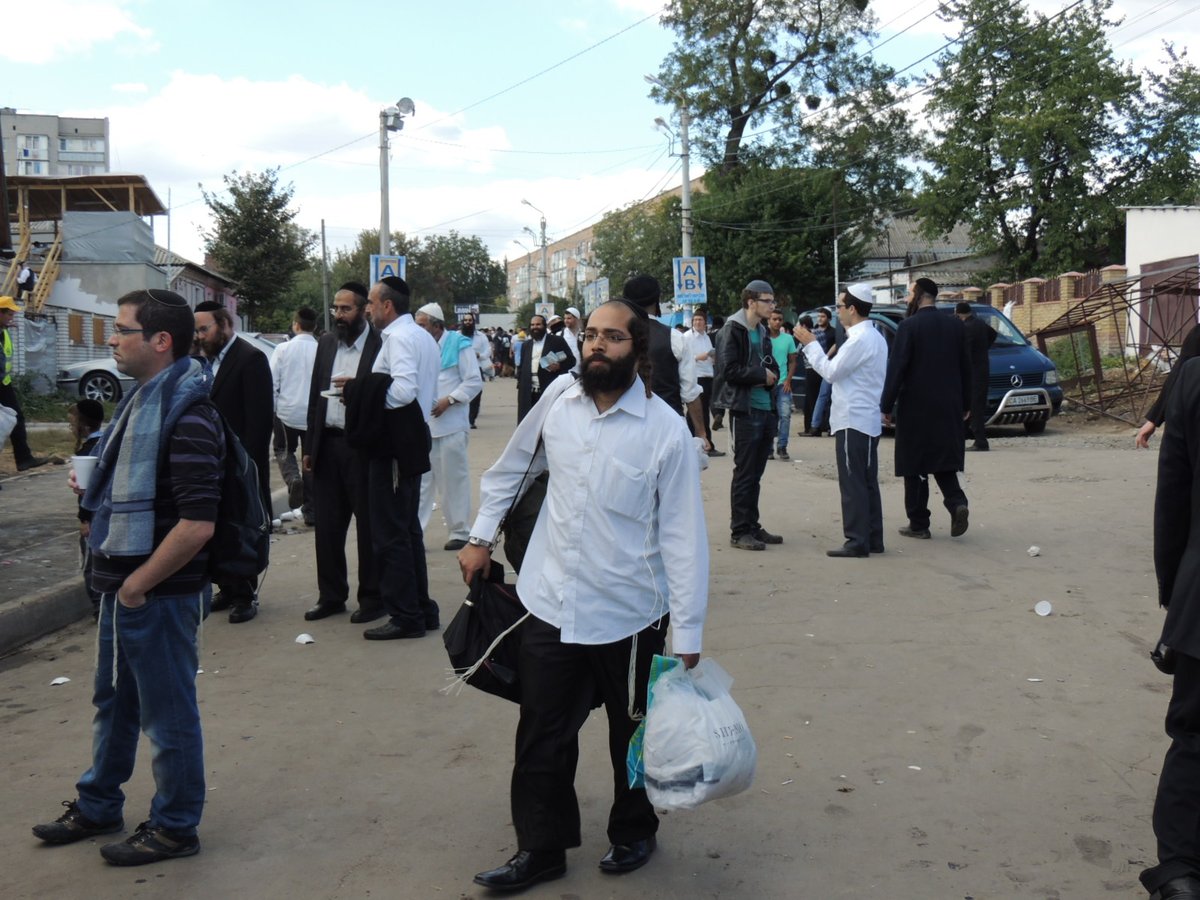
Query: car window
xmin=976 ymin=309 xmax=1028 ymax=347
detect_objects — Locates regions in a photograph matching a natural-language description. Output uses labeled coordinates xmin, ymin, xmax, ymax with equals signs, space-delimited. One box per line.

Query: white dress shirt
xmin=470 ymin=374 xmax=708 ymax=653
xmin=670 ymin=328 xmax=702 ymax=404
xmin=688 ymin=328 xmax=715 ymax=378
xmin=802 ymin=319 xmax=888 ymax=437
xmin=372 ymin=313 xmax=439 ymax=416
xmin=270 ymin=332 xmax=318 ymax=430
xmin=431 ymin=332 xmax=483 ymax=439
xmin=469 ymin=331 xmax=492 ymax=373
xmin=325 ymin=327 xmax=369 ymax=430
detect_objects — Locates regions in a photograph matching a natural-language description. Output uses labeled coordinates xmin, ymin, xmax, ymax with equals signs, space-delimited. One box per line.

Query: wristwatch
xmin=447 ymin=396 xmax=458 ymax=405
xmin=466 ymin=536 xmax=494 ymax=549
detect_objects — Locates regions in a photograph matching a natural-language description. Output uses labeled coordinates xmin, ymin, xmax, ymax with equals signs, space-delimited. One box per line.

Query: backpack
xmin=205 ymin=404 xmax=271 ymax=581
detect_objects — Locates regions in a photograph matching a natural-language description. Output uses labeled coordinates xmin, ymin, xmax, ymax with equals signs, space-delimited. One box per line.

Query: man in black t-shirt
xmin=33 ymin=289 xmax=223 ymax=867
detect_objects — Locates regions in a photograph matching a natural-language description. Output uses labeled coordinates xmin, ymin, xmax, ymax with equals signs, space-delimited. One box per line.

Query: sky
xmin=2 ymin=0 xmax=1194 ymax=269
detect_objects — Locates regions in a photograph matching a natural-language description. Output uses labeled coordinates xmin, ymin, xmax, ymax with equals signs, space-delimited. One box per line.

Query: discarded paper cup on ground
xmin=1034 ymin=600 xmax=1052 ymax=617
xmin=71 ymin=455 xmax=98 ymax=490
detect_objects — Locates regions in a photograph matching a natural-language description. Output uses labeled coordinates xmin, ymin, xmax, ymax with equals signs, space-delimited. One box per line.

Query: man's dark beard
xmin=529 ymin=326 xmax=546 ymax=340
xmin=581 ymin=351 xmax=637 ymax=397
xmin=336 ymin=315 xmax=366 ymax=346
xmin=461 ymin=324 xmax=475 ymax=337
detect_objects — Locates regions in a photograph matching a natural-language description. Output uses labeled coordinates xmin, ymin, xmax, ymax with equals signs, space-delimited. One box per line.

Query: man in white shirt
xmin=687 ymin=309 xmax=719 ymax=454
xmin=361 ymin=276 xmax=441 ymax=641
xmin=459 ymin=299 xmax=708 ymax=893
xmin=414 ymin=303 xmax=482 ymax=551
xmin=795 ymin=282 xmax=888 ymax=558
xmin=460 ymin=312 xmax=491 ymax=429
xmin=563 ymin=306 xmax=582 ymax=373
xmin=270 ymin=307 xmax=319 ymax=517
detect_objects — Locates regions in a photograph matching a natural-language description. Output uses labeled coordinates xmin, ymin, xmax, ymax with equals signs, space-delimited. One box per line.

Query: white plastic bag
xmin=0 ymin=404 xmax=16 ymax=446
xmin=642 ymin=657 xmax=756 ymax=809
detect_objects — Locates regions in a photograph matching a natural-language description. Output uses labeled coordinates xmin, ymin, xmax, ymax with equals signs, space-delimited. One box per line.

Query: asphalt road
xmin=0 ymin=380 xmax=1170 ymax=899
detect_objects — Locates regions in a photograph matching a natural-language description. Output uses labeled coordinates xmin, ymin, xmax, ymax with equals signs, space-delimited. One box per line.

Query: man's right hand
xmin=764 ymin=369 xmax=778 ymax=387
xmin=302 ymin=454 xmax=313 ymax=473
xmin=1136 ymin=420 xmax=1157 ymax=449
xmin=457 ymin=544 xmax=492 ymax=585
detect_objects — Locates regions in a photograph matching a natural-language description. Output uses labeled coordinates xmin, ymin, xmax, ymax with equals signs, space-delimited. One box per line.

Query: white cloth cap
xmin=846 ymin=283 xmax=873 ymax=305
xmin=565 ymin=307 xmax=581 ymax=318
xmin=416 ymin=302 xmax=445 ymax=323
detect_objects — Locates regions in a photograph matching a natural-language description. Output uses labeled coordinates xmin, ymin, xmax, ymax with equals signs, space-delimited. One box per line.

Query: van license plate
xmin=1008 ymin=394 xmax=1040 ymax=407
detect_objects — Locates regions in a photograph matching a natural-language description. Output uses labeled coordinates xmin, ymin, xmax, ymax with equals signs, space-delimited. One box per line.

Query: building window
xmin=17 ymin=134 xmax=49 ymax=158
xmin=59 ymin=137 xmax=106 ymax=153
xmin=64 ymin=163 xmax=103 ymax=176
xmin=68 ymin=314 xmax=83 ymax=345
xmin=17 ymin=160 xmax=47 ymax=175
xmin=92 ymin=318 xmax=106 ymax=346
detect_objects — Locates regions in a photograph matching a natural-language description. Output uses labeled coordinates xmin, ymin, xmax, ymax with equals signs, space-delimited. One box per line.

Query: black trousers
xmin=688 ymin=376 xmax=714 ymax=445
xmin=312 ymin=432 xmax=380 ymax=614
xmin=512 ymin=614 xmax=667 ymax=851
xmin=1143 ymin=651 xmax=1200 ymax=893
xmin=803 ymin=369 xmax=823 ymax=432
xmin=0 ymin=382 xmax=33 ymax=464
xmin=903 ymin=472 xmax=967 ymax=531
xmin=730 ymin=408 xmax=776 ymax=538
xmin=367 ymin=458 xmax=437 ymax=631
xmin=469 ymin=390 xmax=481 ymax=426
xmin=834 ymin=429 xmax=883 ymax=553
xmin=967 ymin=369 xmax=989 ymax=447
xmin=275 ymin=421 xmax=312 ymax=511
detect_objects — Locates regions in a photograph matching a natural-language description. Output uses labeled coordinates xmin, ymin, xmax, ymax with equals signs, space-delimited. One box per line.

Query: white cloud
xmin=0 ymin=1 xmax=153 ymax=64
xmin=112 ymin=82 xmax=149 ymax=94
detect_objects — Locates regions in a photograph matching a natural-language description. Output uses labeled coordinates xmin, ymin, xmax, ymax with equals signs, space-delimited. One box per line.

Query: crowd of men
xmin=17 ymin=269 xmax=1200 ymax=899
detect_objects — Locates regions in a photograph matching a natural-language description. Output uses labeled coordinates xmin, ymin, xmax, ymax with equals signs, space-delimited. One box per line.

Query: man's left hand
xmin=793 ymin=325 xmax=816 ymax=345
xmin=882 ymin=412 xmax=894 ymax=427
xmin=117 ymin=585 xmax=147 ymax=609
xmin=432 ymin=397 xmax=451 ymax=418
xmin=677 ymin=653 xmax=700 ymax=669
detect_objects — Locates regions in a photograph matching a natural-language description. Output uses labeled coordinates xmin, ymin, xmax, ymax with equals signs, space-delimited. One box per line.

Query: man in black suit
xmin=516 ymin=314 xmax=575 ymax=423
xmin=301 ymin=283 xmax=384 ymax=623
xmin=956 ymin=302 xmax=997 ymax=452
xmin=880 ymin=279 xmax=972 ymax=541
xmin=1142 ymin=357 xmax=1200 ymax=900
xmin=194 ymin=300 xmax=273 ymax=623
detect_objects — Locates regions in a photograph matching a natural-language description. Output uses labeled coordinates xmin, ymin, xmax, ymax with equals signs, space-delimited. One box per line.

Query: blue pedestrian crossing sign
xmin=673 ymin=257 xmax=707 ymax=304
xmin=370 ymin=255 xmax=407 ymax=284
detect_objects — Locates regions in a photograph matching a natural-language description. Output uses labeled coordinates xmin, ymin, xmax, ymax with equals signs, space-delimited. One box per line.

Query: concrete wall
xmin=1125 ymin=207 xmax=1200 ymax=277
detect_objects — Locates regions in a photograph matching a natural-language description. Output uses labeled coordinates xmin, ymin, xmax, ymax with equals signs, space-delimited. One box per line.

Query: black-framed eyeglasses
xmin=755 ymin=296 xmax=776 ymax=305
xmin=113 ymin=325 xmax=154 ymax=337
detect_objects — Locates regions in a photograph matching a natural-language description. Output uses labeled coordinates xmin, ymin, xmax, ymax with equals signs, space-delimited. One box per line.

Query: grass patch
xmin=13 ymin=375 xmax=118 ymax=423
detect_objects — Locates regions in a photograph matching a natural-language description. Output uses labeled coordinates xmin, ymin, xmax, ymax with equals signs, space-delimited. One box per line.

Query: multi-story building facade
xmin=1 ymin=108 xmax=110 ymax=177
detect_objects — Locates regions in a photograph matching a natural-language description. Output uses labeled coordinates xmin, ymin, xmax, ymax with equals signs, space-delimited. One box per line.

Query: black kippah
xmin=339 ymin=281 xmax=369 ymax=299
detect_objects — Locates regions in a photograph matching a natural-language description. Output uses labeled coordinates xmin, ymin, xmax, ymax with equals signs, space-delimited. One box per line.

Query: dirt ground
xmin=0 ymin=383 xmax=1172 ymax=899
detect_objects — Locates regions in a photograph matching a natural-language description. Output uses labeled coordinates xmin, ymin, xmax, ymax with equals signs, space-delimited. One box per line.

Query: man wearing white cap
xmin=415 ymin=302 xmax=482 ymax=551
xmin=563 ymin=307 xmax=582 ymax=373
xmin=794 ymin=283 xmax=888 ymax=557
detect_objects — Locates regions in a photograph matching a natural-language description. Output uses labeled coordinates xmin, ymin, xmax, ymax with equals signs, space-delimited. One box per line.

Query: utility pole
xmin=378 ymin=98 xmax=414 ymax=258
xmin=679 ymin=103 xmax=692 ymax=258
xmin=320 ymin=219 xmax=331 ymax=333
xmin=522 ymin=200 xmax=548 ymax=305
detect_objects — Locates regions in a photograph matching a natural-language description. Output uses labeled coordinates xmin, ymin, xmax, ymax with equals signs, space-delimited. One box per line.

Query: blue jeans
xmin=76 ymin=589 xmax=209 ymax=835
xmin=774 ymin=387 xmax=793 ymax=452
xmin=812 ymin=380 xmax=832 ymax=432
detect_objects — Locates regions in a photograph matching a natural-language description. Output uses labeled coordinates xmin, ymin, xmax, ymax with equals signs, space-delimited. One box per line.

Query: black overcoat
xmin=1156 ymin=358 xmax=1200 ymax=659
xmin=516 ymin=333 xmax=576 ymax=423
xmin=209 ymin=336 xmax=274 ymax=514
xmin=879 ymin=306 xmax=970 ymax=476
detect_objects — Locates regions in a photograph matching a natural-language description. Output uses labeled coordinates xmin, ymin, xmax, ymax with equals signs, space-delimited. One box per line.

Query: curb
xmin=0 ymin=485 xmax=294 ymax=658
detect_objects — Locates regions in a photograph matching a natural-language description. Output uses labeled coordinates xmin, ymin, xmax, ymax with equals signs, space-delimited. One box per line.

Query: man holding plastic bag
xmin=458 ymin=299 xmax=708 ymax=892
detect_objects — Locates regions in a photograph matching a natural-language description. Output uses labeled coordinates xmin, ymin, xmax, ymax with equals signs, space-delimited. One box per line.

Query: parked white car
xmin=58 ymin=333 xmax=277 ymax=402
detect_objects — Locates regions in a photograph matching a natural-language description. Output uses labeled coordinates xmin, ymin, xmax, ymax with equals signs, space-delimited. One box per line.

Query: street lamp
xmin=521 ymin=199 xmax=548 ymax=305
xmin=644 ymin=75 xmax=692 ymax=258
xmin=379 ymin=97 xmax=415 ymax=257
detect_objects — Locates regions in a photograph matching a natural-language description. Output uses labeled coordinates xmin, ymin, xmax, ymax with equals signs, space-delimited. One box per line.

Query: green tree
xmin=200 ymin=169 xmax=316 ymax=326
xmin=915 ymin=0 xmax=1139 ymax=278
xmin=650 ymin=0 xmax=899 ymax=173
xmin=591 ymin=198 xmax=681 ymax=297
xmin=409 ymin=231 xmax=507 ymax=315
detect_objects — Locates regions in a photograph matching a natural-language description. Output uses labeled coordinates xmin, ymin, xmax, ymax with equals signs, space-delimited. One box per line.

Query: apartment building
xmin=1 ymin=108 xmax=110 ymax=177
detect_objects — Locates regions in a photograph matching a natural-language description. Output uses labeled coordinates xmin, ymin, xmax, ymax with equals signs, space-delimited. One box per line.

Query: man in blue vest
xmin=0 ymin=295 xmax=48 ymax=471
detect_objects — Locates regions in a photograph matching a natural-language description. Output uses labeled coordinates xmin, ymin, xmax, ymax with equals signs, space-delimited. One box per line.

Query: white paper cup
xmin=71 ymin=455 xmax=99 ymax=490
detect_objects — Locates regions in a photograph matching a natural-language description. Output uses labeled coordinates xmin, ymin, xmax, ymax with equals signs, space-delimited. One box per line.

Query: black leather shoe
xmin=228 ymin=601 xmax=258 ymax=624
xmin=826 ymin=545 xmax=868 ymax=558
xmin=599 ymin=836 xmax=656 ymax=874
xmin=17 ymin=456 xmax=49 ymax=472
xmin=950 ymin=505 xmax=969 ymax=537
xmin=209 ymin=591 xmax=232 ymax=612
xmin=965 ymin=443 xmax=989 ymax=451
xmin=1151 ymin=875 xmax=1200 ymax=900
xmin=754 ymin=528 xmax=783 ymax=545
xmin=870 ymin=545 xmax=885 ymax=554
xmin=706 ymin=448 xmax=726 ymax=457
xmin=473 ymin=849 xmax=566 ymax=891
xmin=304 ymin=603 xmax=346 ymax=621
xmin=363 ymin=622 xmax=425 ymax=640
xmin=350 ymin=608 xmax=385 ymax=624
xmin=443 ymin=539 xmax=467 ymax=551
xmin=898 ymin=526 xmax=932 ymax=539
